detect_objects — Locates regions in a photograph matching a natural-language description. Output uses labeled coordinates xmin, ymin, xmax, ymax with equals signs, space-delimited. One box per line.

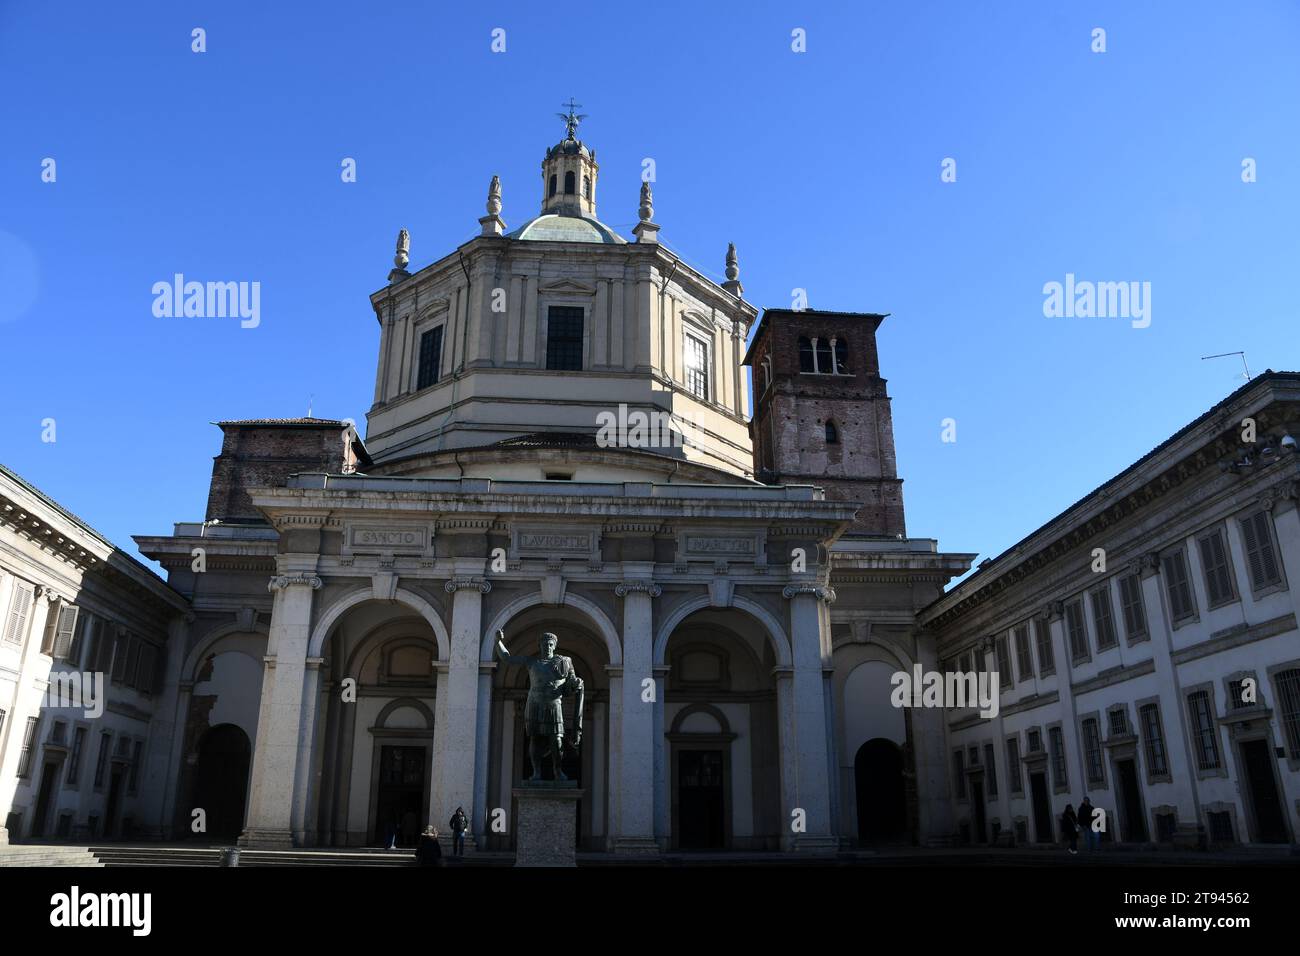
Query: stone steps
xmin=0 ymin=845 xmax=103 ymax=867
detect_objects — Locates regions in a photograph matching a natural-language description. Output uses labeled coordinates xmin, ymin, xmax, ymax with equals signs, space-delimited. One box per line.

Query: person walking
xmin=1061 ymin=804 xmax=1079 ymax=855
xmin=415 ymin=825 xmax=443 ymax=867
xmin=449 ymin=806 xmax=469 ymax=858
xmin=1078 ymin=796 xmax=1099 ymax=852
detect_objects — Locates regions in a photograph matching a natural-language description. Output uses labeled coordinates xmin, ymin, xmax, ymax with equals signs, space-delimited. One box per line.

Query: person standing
xmin=1078 ymin=796 xmax=1099 ymax=852
xmin=1061 ymin=804 xmax=1079 ymax=855
xmin=449 ymin=806 xmax=469 ymax=858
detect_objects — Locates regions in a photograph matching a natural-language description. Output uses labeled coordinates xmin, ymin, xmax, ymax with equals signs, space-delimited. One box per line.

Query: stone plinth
xmin=514 ymin=785 xmax=583 ymax=867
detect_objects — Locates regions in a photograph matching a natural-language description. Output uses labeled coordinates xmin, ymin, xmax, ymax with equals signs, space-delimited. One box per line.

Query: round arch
xmin=653 ymin=595 xmax=791 ymax=669
xmin=374 ymin=696 xmax=436 ymax=731
xmin=480 ymin=590 xmax=622 ymax=666
xmin=182 ymin=620 xmax=270 ymax=684
xmin=308 ymin=586 xmax=451 ymax=660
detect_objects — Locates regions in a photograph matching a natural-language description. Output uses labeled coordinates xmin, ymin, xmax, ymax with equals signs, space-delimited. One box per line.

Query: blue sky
xmin=2 ymin=1 xmax=1298 ymax=582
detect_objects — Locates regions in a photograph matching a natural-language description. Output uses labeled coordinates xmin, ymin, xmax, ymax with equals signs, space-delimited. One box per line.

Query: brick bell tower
xmin=742 ymin=308 xmax=906 ymax=537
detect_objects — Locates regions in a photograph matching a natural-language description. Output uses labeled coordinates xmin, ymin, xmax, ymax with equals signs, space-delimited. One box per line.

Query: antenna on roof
xmin=1201 ymin=351 xmax=1251 ymax=381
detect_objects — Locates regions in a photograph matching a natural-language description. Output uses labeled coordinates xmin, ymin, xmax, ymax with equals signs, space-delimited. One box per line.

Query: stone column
xmin=430 ymin=573 xmax=489 ymax=843
xmin=0 ymin=585 xmax=57 ymax=844
xmin=912 ymin=628 xmax=952 ymax=844
xmin=239 ymin=571 xmax=321 ymax=848
xmin=652 ymin=664 xmax=670 ymax=845
xmin=290 ymin=656 xmax=326 ymax=845
xmin=142 ymin=613 xmax=191 ymax=839
xmin=472 ymin=661 xmax=494 ymax=839
xmin=612 ymin=576 xmax=659 ymax=853
xmin=780 ymin=583 xmax=837 ymax=851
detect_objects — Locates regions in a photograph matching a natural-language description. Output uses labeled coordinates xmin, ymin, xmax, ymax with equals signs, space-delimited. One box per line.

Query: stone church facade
xmin=3 ymin=118 xmax=1297 ymax=856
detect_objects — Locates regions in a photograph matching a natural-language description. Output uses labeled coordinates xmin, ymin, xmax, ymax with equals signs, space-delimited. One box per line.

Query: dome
xmin=506 ymin=213 xmax=627 ymax=244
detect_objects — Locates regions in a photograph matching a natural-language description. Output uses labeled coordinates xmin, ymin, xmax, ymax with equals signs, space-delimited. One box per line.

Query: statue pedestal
xmin=513 ymin=785 xmax=583 ymax=868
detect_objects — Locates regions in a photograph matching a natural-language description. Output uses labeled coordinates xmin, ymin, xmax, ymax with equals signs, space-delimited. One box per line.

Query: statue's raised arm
xmin=494 ymin=629 xmax=530 ymax=667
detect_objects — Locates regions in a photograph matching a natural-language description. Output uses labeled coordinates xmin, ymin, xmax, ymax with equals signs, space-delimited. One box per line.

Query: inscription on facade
xmin=685 ymin=536 xmax=755 ymax=555
xmin=518 ymin=532 xmax=592 ymax=553
xmin=348 ymin=526 xmax=428 ymax=552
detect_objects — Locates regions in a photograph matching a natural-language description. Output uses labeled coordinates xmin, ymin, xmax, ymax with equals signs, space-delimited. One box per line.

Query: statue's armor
xmin=523 ymin=654 xmax=580 ymax=736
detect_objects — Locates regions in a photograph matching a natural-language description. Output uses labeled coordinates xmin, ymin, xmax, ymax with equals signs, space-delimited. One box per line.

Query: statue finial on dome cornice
xmin=388 ymin=228 xmax=411 ymax=283
xmin=557 ymin=97 xmax=587 ymax=141
xmin=722 ymin=242 xmax=743 ymax=297
xmin=632 ymin=179 xmax=660 ymax=244
xmin=638 ymin=180 xmax=654 ymax=222
xmin=479 ymin=175 xmax=507 ymax=237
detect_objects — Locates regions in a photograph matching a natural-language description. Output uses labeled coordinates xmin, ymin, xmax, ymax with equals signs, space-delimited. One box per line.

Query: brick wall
xmin=205 ymin=423 xmax=358 ymax=522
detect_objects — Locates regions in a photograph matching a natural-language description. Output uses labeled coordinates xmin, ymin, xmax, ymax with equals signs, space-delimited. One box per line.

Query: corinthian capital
xmin=268 ymin=573 xmax=323 ymax=593
xmin=782 ymin=584 xmax=837 ymax=604
xmin=615 ymin=580 xmax=662 ymax=597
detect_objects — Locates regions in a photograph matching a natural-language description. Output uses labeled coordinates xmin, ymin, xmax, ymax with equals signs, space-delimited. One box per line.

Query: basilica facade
xmin=125 ymin=119 xmax=972 ymax=853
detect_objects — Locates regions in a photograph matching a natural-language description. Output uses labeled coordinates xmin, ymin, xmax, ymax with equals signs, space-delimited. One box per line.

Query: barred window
xmin=416 ymin=326 xmax=443 ymax=390
xmin=1227 ymin=675 xmax=1255 ymax=711
xmin=1027 ymin=729 xmax=1042 ymax=752
xmin=1108 ymin=708 xmax=1129 ymax=736
xmin=1090 ymin=586 xmax=1118 ymax=650
xmin=94 ymin=732 xmax=111 ymax=788
xmin=1197 ymin=529 xmax=1237 ymax=607
xmin=545 ymin=306 xmax=584 ymax=371
xmin=1139 ymin=703 xmax=1169 ymax=776
xmin=1034 ymin=619 xmax=1054 ymax=676
xmin=1014 ymin=625 xmax=1033 ymax=682
xmin=952 ymin=750 xmax=966 ymax=799
xmin=1162 ymin=549 xmax=1197 ymax=622
xmin=995 ymin=636 xmax=1013 ymax=689
xmin=67 ymin=727 xmax=87 ymax=785
xmin=17 ymin=717 xmax=39 ymax=778
xmin=1082 ymin=718 xmax=1104 ymax=784
xmin=1049 ymin=726 xmax=1068 ymax=788
xmin=684 ymin=333 xmax=710 ymax=400
xmin=128 ymin=741 xmax=144 ymax=794
xmin=1065 ymin=600 xmax=1089 ymax=663
xmin=1187 ymin=690 xmax=1220 ymax=770
xmin=1118 ymin=573 xmax=1148 ymax=643
xmin=1274 ymin=668 xmax=1300 ymax=759
xmin=984 ymin=743 xmax=998 ymax=797
xmin=1239 ymin=511 xmax=1283 ymax=592
xmin=1006 ymin=736 xmax=1023 ymax=793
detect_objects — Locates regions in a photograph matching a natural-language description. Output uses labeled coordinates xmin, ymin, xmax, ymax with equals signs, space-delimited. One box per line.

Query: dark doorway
xmin=1030 ymin=773 xmax=1053 ymax=843
xmin=1115 ymin=759 xmax=1147 ymax=843
xmin=1240 ymin=740 xmax=1288 ymax=843
xmin=32 ymin=761 xmax=60 ymax=838
xmin=104 ymin=768 xmax=125 ymax=839
xmin=373 ymin=745 xmax=426 ymax=847
xmin=192 ymin=724 xmax=251 ymax=839
xmin=677 ymin=749 xmax=725 ymax=849
xmin=854 ymin=739 xmax=907 ymax=843
xmin=970 ymin=779 xmax=987 ymax=844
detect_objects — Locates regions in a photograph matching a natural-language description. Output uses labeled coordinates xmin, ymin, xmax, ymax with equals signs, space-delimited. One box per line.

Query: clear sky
xmin=2 ymin=1 xmax=1298 ymax=582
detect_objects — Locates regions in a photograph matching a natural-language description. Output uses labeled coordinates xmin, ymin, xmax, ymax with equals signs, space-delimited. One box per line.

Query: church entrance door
xmin=373 ymin=745 xmax=426 ymax=847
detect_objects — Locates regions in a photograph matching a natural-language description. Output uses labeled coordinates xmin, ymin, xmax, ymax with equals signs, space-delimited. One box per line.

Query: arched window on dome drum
xmin=798 ymin=337 xmax=815 ymax=372
xmin=815 ymin=338 xmax=833 ymax=374
xmin=548 ymin=174 xmax=557 ymax=197
xmin=825 ymin=420 xmax=839 ymax=444
xmin=564 ymin=171 xmax=576 ymax=194
xmin=583 ymin=175 xmax=591 ymax=199
xmin=833 ymin=338 xmax=849 ymax=374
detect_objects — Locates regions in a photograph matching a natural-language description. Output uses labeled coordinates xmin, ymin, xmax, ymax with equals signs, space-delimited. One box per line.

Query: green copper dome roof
xmin=506 ymin=213 xmax=626 ymax=245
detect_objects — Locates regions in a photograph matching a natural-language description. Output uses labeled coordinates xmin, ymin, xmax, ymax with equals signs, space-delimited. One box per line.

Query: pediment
xmin=537 ymin=278 xmax=597 ymax=297
xmin=418 ymin=298 xmax=450 ymax=319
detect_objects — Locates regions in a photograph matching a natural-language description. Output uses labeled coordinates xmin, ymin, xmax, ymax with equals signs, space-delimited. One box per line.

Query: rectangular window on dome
xmin=546 ymin=306 xmax=585 ymax=371
xmin=416 ymin=326 xmax=443 ymax=390
xmin=684 ymin=332 xmax=710 ymax=400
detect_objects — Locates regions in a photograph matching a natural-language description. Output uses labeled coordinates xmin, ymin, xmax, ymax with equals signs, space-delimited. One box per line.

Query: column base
xmin=0 ymin=826 xmax=8 ymax=846
xmin=611 ymin=837 xmax=660 ymax=855
xmin=238 ymin=828 xmax=294 ymax=849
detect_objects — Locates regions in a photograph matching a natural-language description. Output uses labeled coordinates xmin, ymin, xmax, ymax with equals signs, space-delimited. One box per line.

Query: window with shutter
xmin=1065 ymin=600 xmax=1089 ymax=662
xmin=1196 ymin=529 xmax=1237 ymax=606
xmin=67 ymin=727 xmax=87 ymax=785
xmin=1034 ymin=619 xmax=1054 ymax=676
xmin=17 ymin=717 xmax=39 ymax=778
xmin=94 ymin=733 xmax=111 ymax=787
xmin=995 ymin=637 xmax=1012 ymax=689
xmin=123 ymin=638 xmax=140 ymax=687
xmin=1006 ymin=736 xmax=1023 ymax=793
xmin=67 ymin=611 xmax=91 ymax=667
xmin=1014 ymin=625 xmax=1033 ymax=681
xmin=1161 ymin=550 xmax=1196 ymax=621
xmin=110 ymin=633 xmax=129 ymax=682
xmin=128 ymin=741 xmax=144 ymax=793
xmin=52 ymin=604 xmax=79 ymax=661
xmin=1090 ymin=586 xmax=1118 ymax=650
xmin=1239 ymin=511 xmax=1283 ymax=592
xmin=4 ymin=583 xmax=34 ymax=645
xmin=1049 ymin=726 xmax=1068 ymax=788
xmin=1082 ymin=719 xmax=1104 ymax=783
xmin=984 ymin=743 xmax=998 ymax=797
xmin=1118 ymin=574 xmax=1148 ymax=642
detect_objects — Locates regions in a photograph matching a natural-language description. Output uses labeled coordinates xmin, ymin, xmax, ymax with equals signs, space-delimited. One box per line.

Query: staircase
xmin=87 ymin=845 xmax=420 ymax=867
xmin=0 ymin=845 xmax=102 ymax=867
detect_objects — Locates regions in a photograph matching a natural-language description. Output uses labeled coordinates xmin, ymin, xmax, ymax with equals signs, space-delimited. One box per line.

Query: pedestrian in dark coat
xmin=449 ymin=807 xmax=469 ymax=857
xmin=415 ymin=826 xmax=443 ymax=866
xmin=1078 ymin=797 xmax=1099 ymax=851
xmin=1061 ymin=804 xmax=1079 ymax=855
